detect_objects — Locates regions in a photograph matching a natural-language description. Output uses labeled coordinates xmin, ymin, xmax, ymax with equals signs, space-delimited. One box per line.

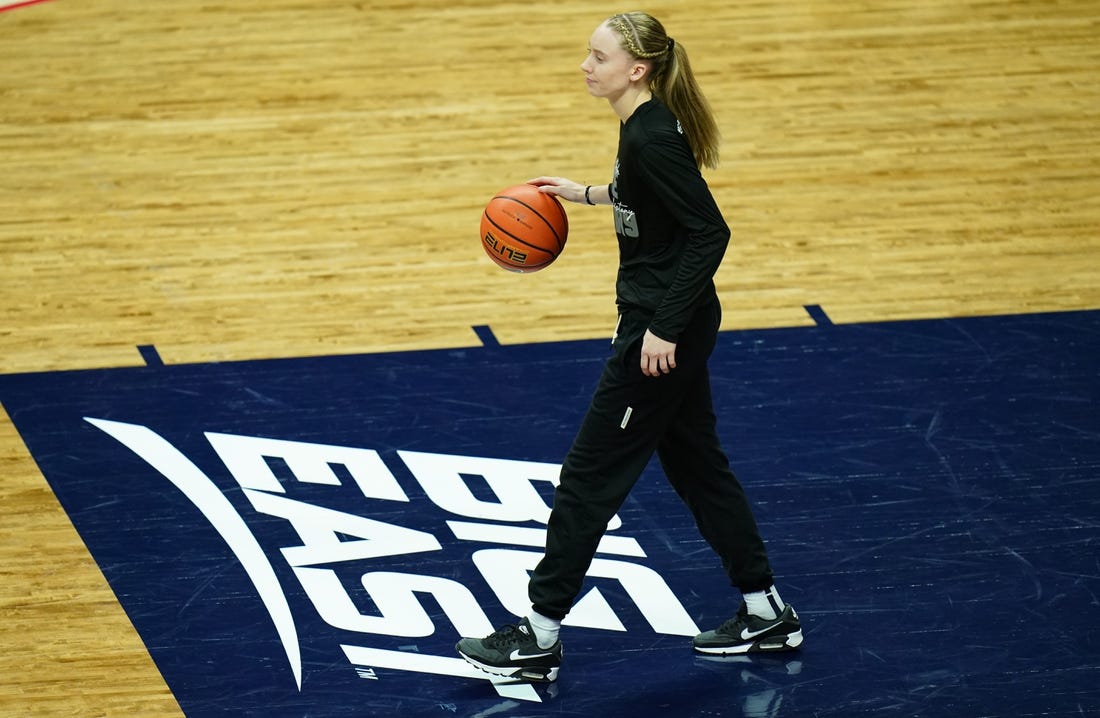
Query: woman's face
xmin=580 ymin=22 xmax=645 ymax=100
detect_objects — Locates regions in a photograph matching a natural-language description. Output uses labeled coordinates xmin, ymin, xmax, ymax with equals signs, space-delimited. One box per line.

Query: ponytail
xmin=607 ymin=12 xmax=722 ymax=169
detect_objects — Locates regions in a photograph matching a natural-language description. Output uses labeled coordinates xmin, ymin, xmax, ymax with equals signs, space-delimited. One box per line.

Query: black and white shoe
xmin=693 ymin=602 xmax=803 ymax=655
xmin=456 ymin=617 xmax=563 ymax=683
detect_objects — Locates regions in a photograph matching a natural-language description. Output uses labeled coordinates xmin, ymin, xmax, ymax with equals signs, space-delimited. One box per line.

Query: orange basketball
xmin=480 ymin=184 xmax=568 ymax=272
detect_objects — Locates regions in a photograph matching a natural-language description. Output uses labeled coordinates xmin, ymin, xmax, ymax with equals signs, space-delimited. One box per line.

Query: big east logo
xmin=87 ymin=418 xmax=699 ymax=703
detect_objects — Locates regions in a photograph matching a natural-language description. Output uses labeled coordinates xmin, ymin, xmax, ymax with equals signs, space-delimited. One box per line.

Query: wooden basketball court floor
xmin=2 ymin=1 xmax=1099 ymax=716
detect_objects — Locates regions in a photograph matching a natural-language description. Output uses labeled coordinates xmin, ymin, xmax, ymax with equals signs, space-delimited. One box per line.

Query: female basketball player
xmin=457 ymin=12 xmax=802 ymax=683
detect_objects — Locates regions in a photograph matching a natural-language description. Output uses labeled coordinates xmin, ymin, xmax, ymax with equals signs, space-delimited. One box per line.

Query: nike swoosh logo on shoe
xmin=509 ymin=648 xmax=554 ymax=660
xmin=740 ymin=624 xmax=779 ymax=641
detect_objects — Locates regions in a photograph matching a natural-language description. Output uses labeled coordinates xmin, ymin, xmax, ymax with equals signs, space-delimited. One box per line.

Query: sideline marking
xmin=472 ymin=324 xmax=501 ymax=348
xmin=804 ymin=304 xmax=834 ymax=327
xmin=137 ymin=345 xmax=164 ymax=367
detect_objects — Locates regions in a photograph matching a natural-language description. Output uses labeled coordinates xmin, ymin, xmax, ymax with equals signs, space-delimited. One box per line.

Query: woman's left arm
xmin=638 ymin=142 xmax=731 ymax=343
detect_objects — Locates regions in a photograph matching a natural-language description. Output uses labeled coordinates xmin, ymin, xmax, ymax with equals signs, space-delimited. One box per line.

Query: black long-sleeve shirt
xmin=608 ymin=99 xmax=731 ymax=342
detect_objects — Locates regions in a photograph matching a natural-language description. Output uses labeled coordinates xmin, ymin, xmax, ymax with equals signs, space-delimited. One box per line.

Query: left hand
xmin=640 ymin=329 xmax=677 ymax=377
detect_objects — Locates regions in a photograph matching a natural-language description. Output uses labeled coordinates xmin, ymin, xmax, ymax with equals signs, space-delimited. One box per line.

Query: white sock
xmin=743 ymin=585 xmax=785 ymax=620
xmin=527 ymin=610 xmax=562 ymax=649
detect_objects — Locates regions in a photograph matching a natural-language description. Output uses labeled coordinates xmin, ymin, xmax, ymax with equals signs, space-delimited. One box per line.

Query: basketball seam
xmin=482 ymin=210 xmax=560 ymax=257
xmin=480 ymin=228 xmax=555 ymax=272
xmin=490 ymin=196 xmax=566 ymax=252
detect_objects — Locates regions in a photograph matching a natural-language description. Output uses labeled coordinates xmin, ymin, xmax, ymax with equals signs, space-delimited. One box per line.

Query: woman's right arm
xmin=527 ymin=176 xmax=610 ymax=206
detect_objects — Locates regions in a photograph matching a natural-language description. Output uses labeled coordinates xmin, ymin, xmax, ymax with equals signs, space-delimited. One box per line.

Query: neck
xmin=610 ymin=86 xmax=653 ymax=123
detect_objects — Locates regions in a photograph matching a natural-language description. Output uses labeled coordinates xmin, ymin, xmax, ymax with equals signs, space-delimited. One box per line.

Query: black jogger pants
xmin=528 ymin=297 xmax=774 ymax=620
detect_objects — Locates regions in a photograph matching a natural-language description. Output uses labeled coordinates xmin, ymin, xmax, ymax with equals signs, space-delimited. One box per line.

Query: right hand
xmin=527 ymin=176 xmax=587 ymax=204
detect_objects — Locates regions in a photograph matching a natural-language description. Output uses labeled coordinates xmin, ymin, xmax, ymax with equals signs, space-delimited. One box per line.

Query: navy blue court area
xmin=2 ymin=310 xmax=1098 ymax=717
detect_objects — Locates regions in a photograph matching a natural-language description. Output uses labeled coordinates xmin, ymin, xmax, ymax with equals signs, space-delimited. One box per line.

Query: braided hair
xmin=606 ymin=12 xmax=721 ymax=169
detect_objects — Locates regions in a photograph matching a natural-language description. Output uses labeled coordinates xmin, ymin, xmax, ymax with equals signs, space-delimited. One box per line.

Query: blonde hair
xmin=606 ymin=12 xmax=721 ymax=169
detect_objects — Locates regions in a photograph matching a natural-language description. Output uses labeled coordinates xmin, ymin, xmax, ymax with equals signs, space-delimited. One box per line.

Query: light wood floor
xmin=2 ymin=0 xmax=1098 ymax=714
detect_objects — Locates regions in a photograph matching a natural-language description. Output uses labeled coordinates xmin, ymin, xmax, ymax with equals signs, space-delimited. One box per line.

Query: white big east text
xmin=85 ymin=418 xmax=699 ymax=703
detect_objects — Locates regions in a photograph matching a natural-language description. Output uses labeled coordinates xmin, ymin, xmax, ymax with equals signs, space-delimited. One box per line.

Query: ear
xmin=629 ymin=61 xmax=650 ymax=82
